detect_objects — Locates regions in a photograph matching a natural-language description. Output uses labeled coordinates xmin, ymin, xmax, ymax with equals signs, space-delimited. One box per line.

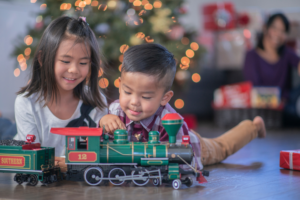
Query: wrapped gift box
xmin=280 ymin=150 xmax=300 ymax=170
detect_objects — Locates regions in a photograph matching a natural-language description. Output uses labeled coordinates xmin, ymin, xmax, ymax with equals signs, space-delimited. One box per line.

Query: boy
xmin=100 ymin=43 xmax=266 ymax=169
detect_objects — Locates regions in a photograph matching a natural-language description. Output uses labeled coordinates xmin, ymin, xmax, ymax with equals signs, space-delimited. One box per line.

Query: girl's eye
xmin=80 ymin=63 xmax=88 ymax=65
xmin=142 ymin=97 xmax=151 ymax=100
xmin=61 ymin=60 xmax=70 ymax=64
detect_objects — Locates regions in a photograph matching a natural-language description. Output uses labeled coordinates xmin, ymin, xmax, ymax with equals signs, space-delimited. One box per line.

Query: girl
xmin=14 ymin=16 xmax=107 ymax=168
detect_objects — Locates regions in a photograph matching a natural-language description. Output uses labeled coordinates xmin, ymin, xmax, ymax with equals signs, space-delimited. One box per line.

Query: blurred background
xmin=1 ymin=0 xmax=300 ymax=131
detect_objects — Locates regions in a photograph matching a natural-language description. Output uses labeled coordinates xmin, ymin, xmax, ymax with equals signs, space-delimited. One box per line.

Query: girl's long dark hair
xmin=256 ymin=13 xmax=290 ymax=56
xmin=18 ymin=16 xmax=106 ymax=110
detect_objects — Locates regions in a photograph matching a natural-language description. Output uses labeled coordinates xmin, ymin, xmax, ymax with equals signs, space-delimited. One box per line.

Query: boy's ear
xmin=160 ymin=90 xmax=174 ymax=106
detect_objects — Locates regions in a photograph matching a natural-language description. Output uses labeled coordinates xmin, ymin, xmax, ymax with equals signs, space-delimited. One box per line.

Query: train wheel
xmin=14 ymin=174 xmax=23 ymax=185
xmin=108 ymin=168 xmax=126 ymax=186
xmin=185 ymin=177 xmax=193 ymax=187
xmin=172 ymin=179 xmax=182 ymax=190
xmin=131 ymin=171 xmax=149 ymax=186
xmin=152 ymin=178 xmax=160 ymax=186
xmin=28 ymin=175 xmax=38 ymax=186
xmin=84 ymin=167 xmax=103 ymax=186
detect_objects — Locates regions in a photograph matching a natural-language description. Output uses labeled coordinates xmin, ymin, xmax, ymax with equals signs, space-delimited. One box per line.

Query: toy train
xmin=0 ymin=135 xmax=61 ymax=186
xmin=0 ymin=113 xmax=208 ymax=189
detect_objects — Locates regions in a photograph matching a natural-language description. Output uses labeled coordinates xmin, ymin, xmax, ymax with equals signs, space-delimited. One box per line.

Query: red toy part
xmin=161 ymin=113 xmax=183 ymax=121
xmin=26 ymin=135 xmax=36 ymax=144
xmin=51 ymin=127 xmax=103 ymax=136
xmin=280 ymin=150 xmax=300 ymax=171
xmin=197 ymin=171 xmax=208 ymax=183
xmin=182 ymin=135 xmax=190 ymax=145
xmin=22 ymin=143 xmax=41 ymax=150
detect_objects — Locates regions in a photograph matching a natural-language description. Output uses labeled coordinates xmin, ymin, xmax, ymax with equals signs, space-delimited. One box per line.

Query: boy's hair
xmin=18 ymin=16 xmax=106 ymax=110
xmin=121 ymin=43 xmax=176 ymax=92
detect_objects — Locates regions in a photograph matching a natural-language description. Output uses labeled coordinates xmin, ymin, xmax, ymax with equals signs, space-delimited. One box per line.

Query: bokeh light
xmin=190 ymin=42 xmax=199 ymax=51
xmin=114 ymin=79 xmax=120 ymax=88
xmin=142 ymin=0 xmax=149 ymax=5
xmin=120 ymin=44 xmax=129 ymax=53
xmin=75 ymin=0 xmax=80 ymax=6
xmin=98 ymin=68 xmax=103 ymax=77
xmin=181 ymin=56 xmax=190 ymax=65
xmin=99 ymin=78 xmax=109 ymax=88
xmin=79 ymin=1 xmax=86 ymax=8
xmin=107 ymin=1 xmax=117 ymax=8
xmin=24 ymin=48 xmax=31 ymax=56
xmin=136 ymin=32 xmax=145 ymax=39
xmin=181 ymin=37 xmax=189 ymax=45
xmin=145 ymin=36 xmax=154 ymax=43
xmin=179 ymin=64 xmax=189 ymax=70
xmin=31 ymin=0 xmax=37 ymax=3
xmin=174 ymin=99 xmax=184 ymax=109
xmin=24 ymin=35 xmax=33 ymax=46
xmin=85 ymin=0 xmax=92 ymax=5
xmin=153 ymin=1 xmax=162 ymax=8
xmin=144 ymin=3 xmax=153 ymax=10
xmin=20 ymin=62 xmax=27 ymax=71
xmin=91 ymin=1 xmax=99 ymax=6
xmin=186 ymin=49 xmax=195 ymax=58
xmin=98 ymin=4 xmax=108 ymax=11
xmin=119 ymin=64 xmax=122 ymax=72
xmin=14 ymin=68 xmax=20 ymax=77
xmin=36 ymin=16 xmax=43 ymax=23
xmin=192 ymin=73 xmax=201 ymax=83
xmin=17 ymin=54 xmax=25 ymax=62
xmin=243 ymin=29 xmax=251 ymax=39
xmin=133 ymin=0 xmax=142 ymax=6
xmin=119 ymin=55 xmax=124 ymax=62
xmin=40 ymin=4 xmax=47 ymax=10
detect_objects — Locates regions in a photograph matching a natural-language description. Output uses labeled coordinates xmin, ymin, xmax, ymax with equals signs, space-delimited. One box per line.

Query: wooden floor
xmin=0 ymin=123 xmax=300 ymax=200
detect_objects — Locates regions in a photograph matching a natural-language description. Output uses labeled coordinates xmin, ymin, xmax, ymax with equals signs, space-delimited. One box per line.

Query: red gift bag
xmin=280 ymin=150 xmax=300 ymax=170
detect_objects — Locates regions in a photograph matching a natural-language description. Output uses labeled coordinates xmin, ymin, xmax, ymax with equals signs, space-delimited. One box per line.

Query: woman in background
xmin=243 ymin=13 xmax=300 ymax=125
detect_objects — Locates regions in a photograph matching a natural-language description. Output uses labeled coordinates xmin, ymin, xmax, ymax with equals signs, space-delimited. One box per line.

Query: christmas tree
xmin=12 ymin=0 xmax=204 ymax=101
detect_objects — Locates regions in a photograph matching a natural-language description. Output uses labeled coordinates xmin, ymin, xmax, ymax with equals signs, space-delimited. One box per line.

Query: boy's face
xmin=119 ymin=72 xmax=173 ymax=122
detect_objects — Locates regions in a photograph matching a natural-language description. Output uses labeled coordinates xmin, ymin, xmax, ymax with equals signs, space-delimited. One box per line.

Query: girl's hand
xmin=100 ymin=114 xmax=126 ymax=134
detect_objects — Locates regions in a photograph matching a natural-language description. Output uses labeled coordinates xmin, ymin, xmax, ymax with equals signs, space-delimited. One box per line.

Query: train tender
xmin=0 ymin=135 xmax=60 ymax=186
xmin=51 ymin=113 xmax=209 ymax=189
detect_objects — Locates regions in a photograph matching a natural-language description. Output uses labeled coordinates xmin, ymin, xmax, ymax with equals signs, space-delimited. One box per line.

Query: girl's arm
xmin=14 ymin=95 xmax=40 ymax=142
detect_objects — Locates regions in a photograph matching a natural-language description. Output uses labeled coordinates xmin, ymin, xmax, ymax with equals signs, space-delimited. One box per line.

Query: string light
xmin=98 ymin=4 xmax=107 ymax=11
xmin=14 ymin=68 xmax=20 ymax=77
xmin=144 ymin=3 xmax=153 ymax=10
xmin=107 ymin=1 xmax=117 ymax=8
xmin=119 ymin=55 xmax=124 ymax=62
xmin=186 ymin=49 xmax=195 ymax=58
xmin=181 ymin=56 xmax=190 ymax=65
xmin=79 ymin=1 xmax=86 ymax=8
xmin=75 ymin=0 xmax=81 ymax=6
xmin=119 ymin=64 xmax=122 ymax=72
xmin=153 ymin=1 xmax=162 ymax=8
xmin=91 ymin=1 xmax=98 ymax=6
xmin=99 ymin=78 xmax=109 ymax=88
xmin=133 ymin=0 xmax=142 ymax=6
xmin=20 ymin=62 xmax=27 ymax=71
xmin=192 ymin=73 xmax=201 ymax=83
xmin=24 ymin=35 xmax=33 ymax=46
xmin=24 ymin=48 xmax=31 ymax=56
xmin=120 ymin=44 xmax=129 ymax=53
xmin=174 ymin=99 xmax=184 ymax=109
xmin=40 ymin=4 xmax=47 ymax=10
xmin=98 ymin=68 xmax=103 ymax=77
xmin=114 ymin=79 xmax=120 ymax=88
xmin=85 ymin=0 xmax=92 ymax=5
xmin=136 ymin=32 xmax=145 ymax=39
xmin=30 ymin=0 xmax=37 ymax=3
xmin=190 ymin=42 xmax=199 ymax=51
xmin=17 ymin=54 xmax=25 ymax=62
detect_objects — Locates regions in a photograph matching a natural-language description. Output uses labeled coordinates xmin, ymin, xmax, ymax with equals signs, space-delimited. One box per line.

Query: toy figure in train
xmin=51 ymin=113 xmax=209 ymax=190
xmin=0 ymin=135 xmax=61 ymax=186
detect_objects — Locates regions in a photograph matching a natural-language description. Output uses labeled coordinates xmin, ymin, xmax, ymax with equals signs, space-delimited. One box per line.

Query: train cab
xmin=50 ymin=127 xmax=103 ymax=164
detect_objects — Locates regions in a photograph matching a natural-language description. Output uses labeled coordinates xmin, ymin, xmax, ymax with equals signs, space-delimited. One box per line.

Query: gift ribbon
xmin=290 ymin=151 xmax=293 ymax=170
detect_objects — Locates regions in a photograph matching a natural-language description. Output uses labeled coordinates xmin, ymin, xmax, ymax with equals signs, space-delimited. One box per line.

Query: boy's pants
xmin=196 ymin=120 xmax=258 ymax=166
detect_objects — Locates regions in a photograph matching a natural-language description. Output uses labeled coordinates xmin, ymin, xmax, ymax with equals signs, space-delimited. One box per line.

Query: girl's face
xmin=265 ymin=17 xmax=287 ymax=48
xmin=54 ymin=37 xmax=91 ymax=94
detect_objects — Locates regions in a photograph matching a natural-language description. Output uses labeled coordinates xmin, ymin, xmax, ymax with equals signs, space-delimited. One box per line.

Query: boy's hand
xmin=100 ymin=114 xmax=126 ymax=134
xmin=55 ymin=156 xmax=67 ymax=172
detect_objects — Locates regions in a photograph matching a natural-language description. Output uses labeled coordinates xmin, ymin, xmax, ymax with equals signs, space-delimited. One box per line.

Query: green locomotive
xmin=0 ymin=135 xmax=60 ymax=186
xmin=51 ymin=113 xmax=208 ymax=189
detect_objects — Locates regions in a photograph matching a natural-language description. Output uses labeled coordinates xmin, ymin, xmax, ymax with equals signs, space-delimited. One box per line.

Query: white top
xmin=14 ymin=92 xmax=108 ymax=156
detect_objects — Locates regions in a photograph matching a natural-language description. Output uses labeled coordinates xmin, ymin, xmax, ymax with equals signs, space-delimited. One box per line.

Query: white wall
xmin=0 ymin=1 xmax=39 ymax=120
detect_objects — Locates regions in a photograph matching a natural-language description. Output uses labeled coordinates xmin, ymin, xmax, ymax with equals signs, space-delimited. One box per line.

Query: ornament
xmin=130 ymin=35 xmax=143 ymax=45
xmin=238 ymin=13 xmax=250 ymax=26
xmin=168 ymin=25 xmax=184 ymax=40
xmin=214 ymin=8 xmax=231 ymax=28
xmin=95 ymin=23 xmax=110 ymax=34
xmin=149 ymin=8 xmax=172 ymax=33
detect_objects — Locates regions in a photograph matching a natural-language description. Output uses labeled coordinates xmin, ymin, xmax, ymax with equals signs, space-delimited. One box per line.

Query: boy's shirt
xmin=109 ymin=100 xmax=203 ymax=170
